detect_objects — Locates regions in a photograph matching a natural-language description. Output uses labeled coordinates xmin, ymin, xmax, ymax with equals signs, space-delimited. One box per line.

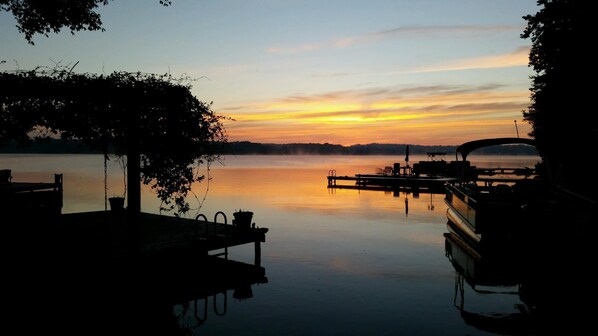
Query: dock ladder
xmin=195 ymin=211 xmax=230 ymax=259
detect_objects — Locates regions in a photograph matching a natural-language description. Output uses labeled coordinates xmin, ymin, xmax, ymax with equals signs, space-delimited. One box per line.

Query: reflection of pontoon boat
xmin=444 ymin=138 xmax=596 ymax=333
xmin=444 ymin=138 xmax=544 ymax=251
xmin=444 ymin=231 xmax=535 ymax=334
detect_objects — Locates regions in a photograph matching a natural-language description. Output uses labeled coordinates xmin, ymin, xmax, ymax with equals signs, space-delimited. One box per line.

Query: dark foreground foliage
xmin=522 ymin=0 xmax=598 ymax=201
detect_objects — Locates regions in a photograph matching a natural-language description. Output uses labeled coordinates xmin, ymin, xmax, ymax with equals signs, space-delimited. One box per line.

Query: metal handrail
xmin=194 ymin=213 xmax=208 ymax=239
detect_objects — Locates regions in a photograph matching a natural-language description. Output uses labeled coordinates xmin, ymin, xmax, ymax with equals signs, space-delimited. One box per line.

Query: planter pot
xmin=109 ymin=197 xmax=125 ymax=211
xmin=0 ymin=169 xmax=11 ymax=184
xmin=233 ymin=211 xmax=253 ymax=229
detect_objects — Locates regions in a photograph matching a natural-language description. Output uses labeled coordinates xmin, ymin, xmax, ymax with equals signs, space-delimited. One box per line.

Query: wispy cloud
xmin=334 ymin=25 xmax=521 ymax=48
xmin=311 ymin=72 xmax=351 ymax=78
xmin=406 ymin=46 xmax=530 ymax=73
xmin=267 ymin=24 xmax=523 ymax=54
xmin=266 ymin=43 xmax=325 ymax=54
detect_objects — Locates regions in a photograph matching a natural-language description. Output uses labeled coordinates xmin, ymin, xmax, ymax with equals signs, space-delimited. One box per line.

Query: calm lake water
xmin=3 ymin=154 xmax=548 ymax=335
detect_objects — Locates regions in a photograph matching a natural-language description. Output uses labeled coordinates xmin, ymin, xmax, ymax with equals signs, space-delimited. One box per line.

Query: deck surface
xmin=34 ymin=210 xmax=268 ymax=261
xmin=3 ymin=178 xmax=268 ymax=263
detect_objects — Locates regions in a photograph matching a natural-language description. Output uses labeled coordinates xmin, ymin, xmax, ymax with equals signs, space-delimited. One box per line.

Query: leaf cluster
xmin=0 ymin=0 xmax=172 ymax=44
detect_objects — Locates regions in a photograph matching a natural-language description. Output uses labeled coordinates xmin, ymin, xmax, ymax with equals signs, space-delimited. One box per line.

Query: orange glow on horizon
xmin=221 ymin=88 xmax=532 ymax=146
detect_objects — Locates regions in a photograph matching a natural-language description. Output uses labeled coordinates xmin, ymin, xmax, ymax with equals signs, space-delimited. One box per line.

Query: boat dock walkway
xmin=327 ymin=169 xmax=456 ymax=193
xmin=53 ymin=210 xmax=269 ymax=266
xmin=327 ymin=164 xmax=536 ymax=193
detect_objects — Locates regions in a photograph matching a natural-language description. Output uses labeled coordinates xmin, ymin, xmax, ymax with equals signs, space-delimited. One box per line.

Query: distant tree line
xmin=224 ymin=142 xmax=538 ymax=156
xmin=0 ymin=138 xmax=101 ymax=153
xmin=0 ymin=139 xmax=539 ymax=156
xmin=224 ymin=142 xmax=458 ymax=155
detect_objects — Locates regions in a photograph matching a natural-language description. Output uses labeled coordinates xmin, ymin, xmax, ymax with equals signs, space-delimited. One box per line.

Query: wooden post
xmin=126 ymin=110 xmax=141 ymax=253
xmin=54 ymin=173 xmax=63 ymax=213
xmin=127 ymin=148 xmax=141 ymax=214
xmin=254 ymin=240 xmax=261 ymax=267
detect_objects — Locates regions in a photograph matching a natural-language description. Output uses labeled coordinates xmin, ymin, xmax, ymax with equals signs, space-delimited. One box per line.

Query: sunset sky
xmin=0 ymin=0 xmax=539 ymax=146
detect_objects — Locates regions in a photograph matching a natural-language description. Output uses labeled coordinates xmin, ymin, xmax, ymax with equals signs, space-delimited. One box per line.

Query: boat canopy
xmin=455 ymin=137 xmax=536 ymax=161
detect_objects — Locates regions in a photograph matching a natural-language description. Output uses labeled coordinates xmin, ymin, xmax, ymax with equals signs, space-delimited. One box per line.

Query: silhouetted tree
xmin=521 ymin=0 xmax=597 ymax=199
xmin=0 ymin=0 xmax=230 ymax=214
xmin=0 ymin=0 xmax=171 ymax=44
xmin=0 ymin=68 xmax=228 ymax=214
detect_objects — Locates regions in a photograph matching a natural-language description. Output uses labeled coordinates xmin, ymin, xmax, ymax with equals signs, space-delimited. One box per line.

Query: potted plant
xmin=0 ymin=169 xmax=11 ymax=184
xmin=105 ymin=154 xmax=127 ymax=212
xmin=233 ymin=209 xmax=254 ymax=229
xmin=108 ymin=195 xmax=125 ymax=211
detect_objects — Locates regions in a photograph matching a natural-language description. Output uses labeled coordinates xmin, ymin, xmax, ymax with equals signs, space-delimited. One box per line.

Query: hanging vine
xmin=104 ymin=153 xmax=108 ymax=210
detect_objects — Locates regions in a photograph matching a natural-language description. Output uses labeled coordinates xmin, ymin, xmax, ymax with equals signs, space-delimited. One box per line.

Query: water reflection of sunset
xmin=3 ymin=153 xmax=546 ymax=334
xmin=192 ymin=166 xmax=441 ymax=224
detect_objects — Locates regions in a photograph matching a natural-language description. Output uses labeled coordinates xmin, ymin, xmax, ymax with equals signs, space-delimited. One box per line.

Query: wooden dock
xmin=0 ymin=173 xmax=63 ymax=215
xmin=3 ymin=173 xmax=268 ymax=267
xmin=47 ymin=210 xmax=269 ymax=265
xmin=4 ymin=173 xmax=271 ymax=333
xmin=327 ymin=170 xmax=456 ymax=194
xmin=327 ymin=163 xmax=539 ymax=193
xmin=7 ymin=207 xmax=270 ymax=333
xmin=4 ymin=174 xmax=272 ymax=332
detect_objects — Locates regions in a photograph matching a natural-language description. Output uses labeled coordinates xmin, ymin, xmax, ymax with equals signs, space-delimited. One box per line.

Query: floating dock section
xmin=327 ymin=169 xmax=456 ymax=194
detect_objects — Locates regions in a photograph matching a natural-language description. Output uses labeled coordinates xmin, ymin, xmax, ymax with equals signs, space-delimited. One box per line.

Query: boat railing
xmin=452 ymin=165 xmax=540 ymax=188
xmin=475 ymin=167 xmax=536 ymax=177
xmin=446 ymin=183 xmax=478 ymax=208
